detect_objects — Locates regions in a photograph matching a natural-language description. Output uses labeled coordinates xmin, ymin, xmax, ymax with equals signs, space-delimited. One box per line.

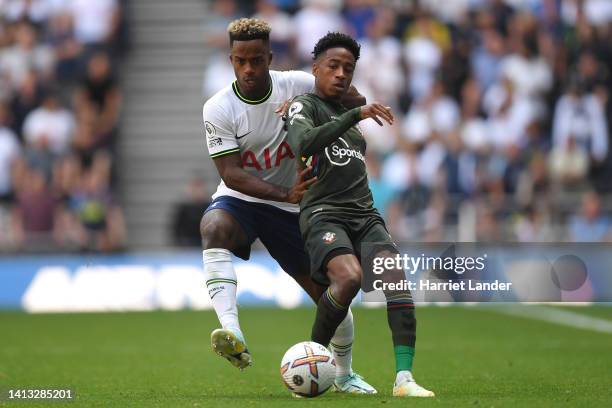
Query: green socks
xmin=394 ymin=345 xmax=415 ymax=373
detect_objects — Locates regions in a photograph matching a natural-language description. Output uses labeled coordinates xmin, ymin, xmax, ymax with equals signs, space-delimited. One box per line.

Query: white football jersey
xmin=203 ymin=70 xmax=315 ymax=212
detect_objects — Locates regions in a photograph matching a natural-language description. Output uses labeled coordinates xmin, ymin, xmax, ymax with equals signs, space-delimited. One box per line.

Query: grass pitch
xmin=1 ymin=306 xmax=611 ymax=407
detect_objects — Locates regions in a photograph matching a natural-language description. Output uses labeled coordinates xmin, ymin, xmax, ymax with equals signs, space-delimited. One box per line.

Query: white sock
xmin=330 ymin=307 xmax=354 ymax=378
xmin=395 ymin=370 xmax=414 ymax=384
xmin=203 ymin=249 xmax=242 ymax=336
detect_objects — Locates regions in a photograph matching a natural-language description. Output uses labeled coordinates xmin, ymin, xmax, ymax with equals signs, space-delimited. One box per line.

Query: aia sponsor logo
xmin=241 ymin=141 xmax=295 ymax=170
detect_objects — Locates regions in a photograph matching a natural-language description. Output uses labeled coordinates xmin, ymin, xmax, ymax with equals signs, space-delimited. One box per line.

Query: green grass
xmin=1 ymin=306 xmax=611 ymax=407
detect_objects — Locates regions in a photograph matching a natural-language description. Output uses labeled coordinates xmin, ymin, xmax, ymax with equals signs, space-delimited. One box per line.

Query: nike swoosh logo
xmin=210 ymin=288 xmax=224 ymax=299
xmin=236 ymin=130 xmax=253 ymax=139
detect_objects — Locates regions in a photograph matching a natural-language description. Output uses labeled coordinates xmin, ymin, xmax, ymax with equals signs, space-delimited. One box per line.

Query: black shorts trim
xmin=322 ymin=247 xmax=354 ymax=272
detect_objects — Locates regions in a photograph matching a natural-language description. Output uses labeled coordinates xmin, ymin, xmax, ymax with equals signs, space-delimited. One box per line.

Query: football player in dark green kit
xmin=286 ymin=32 xmax=434 ymax=398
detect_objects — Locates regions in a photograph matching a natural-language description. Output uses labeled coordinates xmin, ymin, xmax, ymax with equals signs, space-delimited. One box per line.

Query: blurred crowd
xmin=202 ymin=0 xmax=612 ymax=243
xmin=0 ymin=0 xmax=128 ymax=252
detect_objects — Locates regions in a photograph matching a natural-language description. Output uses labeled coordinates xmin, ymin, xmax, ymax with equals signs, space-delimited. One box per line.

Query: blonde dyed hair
xmin=227 ymin=18 xmax=271 ymax=44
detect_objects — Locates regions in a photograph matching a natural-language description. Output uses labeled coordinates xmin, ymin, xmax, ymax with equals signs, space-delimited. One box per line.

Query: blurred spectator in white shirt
xmin=352 ymin=8 xmax=404 ymax=109
xmin=392 ymin=78 xmax=461 ymax=191
xmin=2 ymin=0 xmax=52 ymax=25
xmin=561 ymin=0 xmax=612 ymax=27
xmin=293 ymin=0 xmax=344 ymax=65
xmin=420 ymin=0 xmax=470 ymax=24
xmin=0 ymin=21 xmax=55 ymax=89
xmin=499 ymin=36 xmax=552 ymax=102
xmin=382 ymin=107 xmax=446 ymax=192
xmin=23 ymin=87 xmax=75 ymax=155
xmin=552 ymin=76 xmax=608 ymax=163
xmin=203 ymin=53 xmax=237 ymax=99
xmin=402 ymin=11 xmax=446 ymax=100
xmin=0 ymin=102 xmax=20 ymax=201
xmin=483 ymin=77 xmax=538 ymax=151
xmin=69 ymin=0 xmax=119 ymax=47
xmin=421 ymin=78 xmax=461 ymax=139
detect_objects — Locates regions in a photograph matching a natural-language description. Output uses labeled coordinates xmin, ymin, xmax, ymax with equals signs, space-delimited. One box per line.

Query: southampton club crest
xmin=322 ymin=232 xmax=337 ymax=244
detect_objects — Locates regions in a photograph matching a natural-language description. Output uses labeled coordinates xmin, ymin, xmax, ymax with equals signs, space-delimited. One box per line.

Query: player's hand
xmin=286 ymin=166 xmax=317 ymax=203
xmin=359 ymin=103 xmax=394 ymax=126
xmin=276 ymin=99 xmax=291 ymax=118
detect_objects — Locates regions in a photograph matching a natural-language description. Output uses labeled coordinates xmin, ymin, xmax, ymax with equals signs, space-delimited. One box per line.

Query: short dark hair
xmin=227 ymin=18 xmax=271 ymax=45
xmin=312 ymin=32 xmax=360 ymax=61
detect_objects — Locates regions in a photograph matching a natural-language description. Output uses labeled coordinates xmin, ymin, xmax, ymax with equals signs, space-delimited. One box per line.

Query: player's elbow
xmin=222 ymin=174 xmax=241 ymax=191
xmin=219 ymin=167 xmax=242 ymax=191
xmin=353 ymin=94 xmax=366 ymax=107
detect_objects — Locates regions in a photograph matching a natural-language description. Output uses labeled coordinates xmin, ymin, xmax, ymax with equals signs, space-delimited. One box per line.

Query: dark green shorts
xmin=300 ymin=209 xmax=398 ymax=285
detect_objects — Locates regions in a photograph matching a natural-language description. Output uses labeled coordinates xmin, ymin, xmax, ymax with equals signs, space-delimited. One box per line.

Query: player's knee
xmin=330 ymin=267 xmax=361 ymax=304
xmin=200 ymin=214 xmax=234 ymax=249
xmin=342 ymin=272 xmax=362 ymax=299
xmin=327 ymin=256 xmax=362 ymax=303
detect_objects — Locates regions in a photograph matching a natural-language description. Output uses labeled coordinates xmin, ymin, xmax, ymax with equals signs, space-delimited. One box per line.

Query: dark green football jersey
xmin=286 ymin=93 xmax=376 ymax=218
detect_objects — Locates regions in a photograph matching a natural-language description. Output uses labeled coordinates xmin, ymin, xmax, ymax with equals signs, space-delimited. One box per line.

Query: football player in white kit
xmin=201 ymin=18 xmax=376 ymax=393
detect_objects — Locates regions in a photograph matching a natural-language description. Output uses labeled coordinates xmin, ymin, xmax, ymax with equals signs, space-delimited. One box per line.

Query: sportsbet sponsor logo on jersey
xmin=325 ymin=137 xmax=365 ymax=166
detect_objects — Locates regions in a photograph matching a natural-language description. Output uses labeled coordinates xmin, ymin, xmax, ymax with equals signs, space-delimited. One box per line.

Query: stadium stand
xmin=199 ymin=0 xmax=612 ymax=245
xmin=0 ymin=0 xmax=128 ymax=252
xmin=2 ymin=0 xmax=610 ymax=252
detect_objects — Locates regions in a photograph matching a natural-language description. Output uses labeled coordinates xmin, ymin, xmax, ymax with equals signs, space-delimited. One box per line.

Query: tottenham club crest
xmin=205 ymin=121 xmax=216 ymax=139
xmin=322 ymin=232 xmax=337 ymax=244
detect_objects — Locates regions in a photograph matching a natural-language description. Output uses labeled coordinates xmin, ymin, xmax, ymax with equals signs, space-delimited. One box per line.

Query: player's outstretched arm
xmin=213 ymin=153 xmax=314 ymax=203
xmin=287 ymin=100 xmax=393 ymax=157
xmin=287 ymin=99 xmax=361 ymax=157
